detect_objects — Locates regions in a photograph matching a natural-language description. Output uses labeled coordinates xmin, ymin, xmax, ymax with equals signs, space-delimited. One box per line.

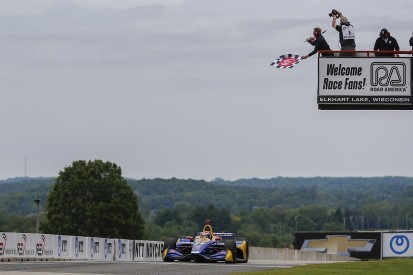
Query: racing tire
xmin=224 ymin=239 xmax=237 ymax=264
xmin=162 ymin=238 xmax=177 ymax=262
xmin=243 ymin=241 xmax=249 ymax=263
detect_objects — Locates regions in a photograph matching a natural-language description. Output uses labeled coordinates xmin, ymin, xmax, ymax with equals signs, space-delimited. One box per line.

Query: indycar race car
xmin=162 ymin=220 xmax=248 ymax=263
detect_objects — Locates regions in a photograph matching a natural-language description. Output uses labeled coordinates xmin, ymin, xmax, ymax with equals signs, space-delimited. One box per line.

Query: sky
xmin=1 ymin=0 xmax=413 ymax=181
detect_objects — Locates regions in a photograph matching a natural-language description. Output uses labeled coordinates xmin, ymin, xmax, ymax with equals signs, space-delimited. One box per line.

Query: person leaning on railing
xmin=302 ymin=27 xmax=333 ymax=59
xmin=374 ymin=28 xmax=400 ymax=57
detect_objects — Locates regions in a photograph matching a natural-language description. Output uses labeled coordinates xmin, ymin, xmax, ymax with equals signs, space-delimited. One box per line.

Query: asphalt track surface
xmin=0 ymin=260 xmax=302 ymax=275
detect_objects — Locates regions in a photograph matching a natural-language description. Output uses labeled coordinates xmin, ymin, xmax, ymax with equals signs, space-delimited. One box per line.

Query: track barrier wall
xmin=11 ymin=231 xmax=412 ymax=262
xmin=249 ymin=247 xmax=357 ymax=261
xmin=0 ymin=232 xmax=163 ymax=262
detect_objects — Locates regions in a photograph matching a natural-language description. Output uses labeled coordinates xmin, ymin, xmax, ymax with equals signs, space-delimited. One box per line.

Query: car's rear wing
xmin=194 ymin=231 xmax=235 ymax=238
xmin=214 ymin=232 xmax=236 ymax=239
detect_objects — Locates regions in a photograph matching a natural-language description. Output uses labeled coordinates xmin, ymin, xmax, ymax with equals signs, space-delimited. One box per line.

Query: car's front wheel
xmin=224 ymin=239 xmax=237 ymax=264
xmin=162 ymin=238 xmax=177 ymax=262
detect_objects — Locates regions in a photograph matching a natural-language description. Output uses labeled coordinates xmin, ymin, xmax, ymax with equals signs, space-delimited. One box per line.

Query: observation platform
xmin=317 ymin=50 xmax=413 ymax=110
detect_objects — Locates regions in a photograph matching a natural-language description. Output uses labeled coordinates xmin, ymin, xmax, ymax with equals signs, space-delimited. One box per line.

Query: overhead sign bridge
xmin=317 ymin=51 xmax=413 ymax=110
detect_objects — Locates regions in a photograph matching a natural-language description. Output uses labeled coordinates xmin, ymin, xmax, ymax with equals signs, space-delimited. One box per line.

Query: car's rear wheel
xmin=162 ymin=238 xmax=177 ymax=262
xmin=224 ymin=239 xmax=237 ymax=264
xmin=244 ymin=241 xmax=249 ymax=263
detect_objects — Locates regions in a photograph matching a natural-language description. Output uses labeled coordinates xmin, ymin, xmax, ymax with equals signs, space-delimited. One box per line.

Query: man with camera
xmin=330 ymin=9 xmax=356 ymax=56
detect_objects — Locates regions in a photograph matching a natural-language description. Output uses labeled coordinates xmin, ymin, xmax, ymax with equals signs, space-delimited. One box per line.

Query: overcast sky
xmin=1 ymin=0 xmax=413 ymax=181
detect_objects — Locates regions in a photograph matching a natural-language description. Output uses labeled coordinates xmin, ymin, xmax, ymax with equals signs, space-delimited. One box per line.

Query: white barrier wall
xmin=13 ymin=233 xmax=55 ymax=259
xmin=1 ymin=232 xmax=163 ymax=262
xmin=133 ymin=240 xmax=164 ymax=261
xmin=0 ymin=232 xmax=17 ymax=258
xmin=72 ymin=236 xmax=87 ymax=260
xmin=383 ymin=232 xmax=413 ymax=258
xmin=87 ymin=237 xmax=100 ymax=260
xmin=85 ymin=237 xmax=115 ymax=261
xmin=103 ymin=238 xmax=115 ymax=261
xmin=55 ymin=235 xmax=71 ymax=259
xmin=115 ymin=239 xmax=133 ymax=261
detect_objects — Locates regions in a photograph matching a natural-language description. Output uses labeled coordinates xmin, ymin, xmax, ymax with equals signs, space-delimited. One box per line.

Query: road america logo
xmin=370 ymin=62 xmax=406 ymax=87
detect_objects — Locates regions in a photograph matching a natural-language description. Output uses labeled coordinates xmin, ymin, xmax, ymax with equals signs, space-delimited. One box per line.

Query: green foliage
xmin=2 ymin=176 xmax=413 ymax=247
xmin=43 ymin=160 xmax=144 ymax=239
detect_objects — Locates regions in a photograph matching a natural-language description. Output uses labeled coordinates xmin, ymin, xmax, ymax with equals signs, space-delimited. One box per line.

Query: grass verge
xmin=231 ymin=258 xmax=413 ymax=275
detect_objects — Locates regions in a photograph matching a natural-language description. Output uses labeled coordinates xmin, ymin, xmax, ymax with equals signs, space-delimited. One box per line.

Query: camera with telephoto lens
xmin=328 ymin=9 xmax=340 ymax=18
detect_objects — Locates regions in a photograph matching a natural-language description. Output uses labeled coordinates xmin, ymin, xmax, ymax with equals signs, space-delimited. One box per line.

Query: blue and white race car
xmin=162 ymin=220 xmax=248 ymax=263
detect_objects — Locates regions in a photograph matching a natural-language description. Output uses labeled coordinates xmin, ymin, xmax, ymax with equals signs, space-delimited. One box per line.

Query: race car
xmin=162 ymin=220 xmax=248 ymax=263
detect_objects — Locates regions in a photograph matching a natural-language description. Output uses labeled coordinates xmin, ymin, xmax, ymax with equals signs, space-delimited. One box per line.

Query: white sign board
xmin=383 ymin=233 xmax=413 ymax=257
xmin=72 ymin=236 xmax=87 ymax=259
xmin=0 ymin=232 xmax=17 ymax=259
xmin=115 ymin=239 xmax=133 ymax=261
xmin=55 ymin=235 xmax=71 ymax=259
xmin=318 ymin=57 xmax=412 ymax=105
xmin=133 ymin=240 xmax=164 ymax=261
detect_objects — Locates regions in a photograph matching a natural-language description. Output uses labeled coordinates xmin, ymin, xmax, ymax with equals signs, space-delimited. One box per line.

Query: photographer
xmin=331 ymin=9 xmax=356 ymax=56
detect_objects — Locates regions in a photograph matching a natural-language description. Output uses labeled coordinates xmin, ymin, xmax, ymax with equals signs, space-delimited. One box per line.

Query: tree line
xmin=1 ymin=168 xmax=413 ymax=248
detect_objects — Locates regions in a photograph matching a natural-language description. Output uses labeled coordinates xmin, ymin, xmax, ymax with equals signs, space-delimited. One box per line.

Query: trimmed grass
xmin=231 ymin=259 xmax=413 ymax=275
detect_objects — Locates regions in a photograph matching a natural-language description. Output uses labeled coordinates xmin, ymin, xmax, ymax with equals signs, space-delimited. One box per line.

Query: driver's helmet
xmin=201 ymin=231 xmax=211 ymax=239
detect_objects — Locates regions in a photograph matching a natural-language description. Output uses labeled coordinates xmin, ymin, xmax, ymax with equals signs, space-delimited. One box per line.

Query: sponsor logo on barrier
xmin=1 ymin=233 xmax=17 ymax=256
xmin=36 ymin=235 xmax=45 ymax=256
xmin=17 ymin=234 xmax=27 ymax=256
xmin=57 ymin=235 xmax=62 ymax=257
xmin=75 ymin=236 xmax=79 ymax=257
xmin=0 ymin=233 xmax=7 ymax=256
xmin=390 ymin=235 xmax=410 ymax=255
xmin=90 ymin=237 xmax=95 ymax=258
xmin=118 ymin=239 xmax=122 ymax=259
xmin=36 ymin=235 xmax=53 ymax=256
xmin=301 ymin=235 xmax=376 ymax=256
xmin=104 ymin=239 xmax=108 ymax=259
xmin=134 ymin=242 xmax=164 ymax=259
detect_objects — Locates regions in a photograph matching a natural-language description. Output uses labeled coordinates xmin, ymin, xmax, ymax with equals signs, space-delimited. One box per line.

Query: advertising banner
xmin=87 ymin=237 xmax=103 ymax=260
xmin=0 ymin=232 xmax=17 ymax=259
xmin=71 ymin=236 xmax=87 ymax=259
xmin=133 ymin=240 xmax=164 ymax=261
xmin=318 ymin=57 xmax=412 ymax=105
xmin=115 ymin=239 xmax=133 ymax=261
xmin=383 ymin=232 xmax=413 ymax=257
xmin=295 ymin=231 xmax=381 ymax=259
xmin=13 ymin=233 xmax=54 ymax=259
xmin=55 ymin=235 xmax=71 ymax=259
xmin=103 ymin=238 xmax=115 ymax=261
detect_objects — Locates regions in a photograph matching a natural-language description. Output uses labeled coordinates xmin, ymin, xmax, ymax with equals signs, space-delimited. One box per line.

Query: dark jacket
xmin=308 ymin=35 xmax=333 ymax=57
xmin=410 ymin=36 xmax=413 ymax=50
xmin=374 ymin=36 xmax=400 ymax=56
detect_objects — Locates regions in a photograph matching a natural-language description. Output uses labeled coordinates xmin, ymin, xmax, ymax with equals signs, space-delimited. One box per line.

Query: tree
xmin=44 ymin=160 xmax=144 ymax=239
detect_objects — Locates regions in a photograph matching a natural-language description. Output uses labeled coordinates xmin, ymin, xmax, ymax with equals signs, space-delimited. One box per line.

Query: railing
xmin=318 ymin=50 xmax=413 ymax=57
